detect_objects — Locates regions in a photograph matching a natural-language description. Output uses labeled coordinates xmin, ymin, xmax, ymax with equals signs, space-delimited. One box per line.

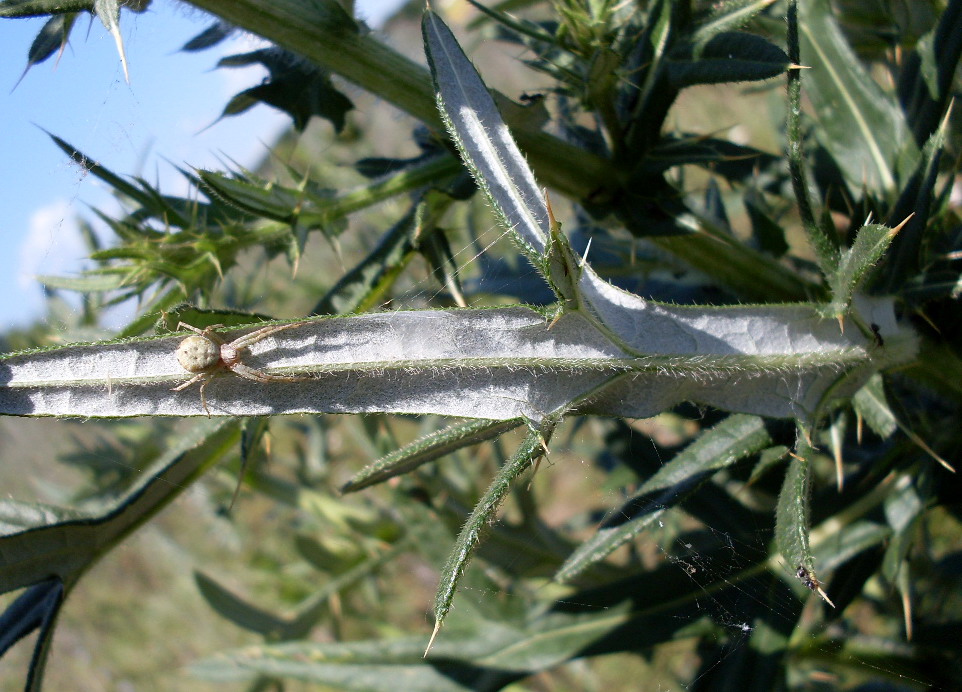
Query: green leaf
xmin=0 ymin=419 xmax=237 ymax=594
xmin=14 ymin=13 xmax=76 ymax=86
xmin=180 ymin=0 xmax=806 ymax=302
xmin=216 ymin=48 xmax=354 ymax=132
xmin=691 ymin=0 xmax=779 ymax=42
xmin=748 ymin=445 xmax=790 ymax=483
xmin=198 ymin=170 xmax=308 ymax=223
xmin=194 ymin=571 xmax=290 ymax=639
xmin=811 ymin=519 xmax=891 ymax=574
xmin=775 ymin=438 xmax=812 ymax=572
xmin=556 ymin=414 xmax=772 ymax=582
xmin=155 ymin=305 xmax=281 ymax=334
xmin=898 ymin=0 xmax=962 ymax=145
xmin=667 ymin=32 xmax=790 ymax=88
xmin=47 ymin=134 xmax=197 ymax=230
xmin=852 ymin=374 xmax=897 ymax=439
xmin=190 ymin=636 xmax=518 ymax=690
xmin=775 ymin=433 xmax=832 ymax=606
xmin=116 ymin=288 xmax=183 ymax=338
xmin=881 ymin=472 xmax=927 ymax=582
xmin=190 ymin=540 xmax=782 ymax=685
xmin=798 ymin=0 xmax=917 ymax=197
xmin=641 ymin=135 xmax=780 ymax=180
xmin=0 ymin=297 xmax=917 ymax=421
xmin=294 ymin=534 xmax=363 ymax=574
xmin=93 ymin=0 xmax=129 ymax=82
xmin=0 ymin=419 xmax=239 ymax=686
xmin=0 ymin=309 xmax=615 ymax=418
xmin=423 ymin=6 xmax=886 ymax=381
xmin=312 ymin=192 xmax=454 ymax=316
xmin=417 ymin=203 xmax=469 ymax=305
xmin=823 ymin=223 xmax=898 ymax=318
xmin=744 ymin=191 xmax=789 ymax=258
xmin=785 ymin=1 xmax=839 ymax=276
xmin=543 ymin=199 xmax=585 ymax=309
xmin=0 ymin=578 xmax=63 ymax=692
xmin=0 ymin=0 xmax=91 ymax=17
xmin=200 ymin=155 xmax=463 ymax=230
xmin=422 ymin=9 xmax=549 ymax=263
xmin=465 ymin=0 xmax=559 ymax=44
xmin=0 ymin=578 xmax=62 ymax=657
xmin=0 ymin=13 xmax=921 ymax=431
xmin=47 ymin=133 xmax=147 ymax=203
xmin=179 ymin=20 xmax=232 ymax=52
xmin=37 ymin=273 xmax=127 ymax=292
xmin=880 ymin=112 xmax=949 ymax=292
xmin=341 ymin=418 xmax=524 ymax=493
xmin=430 ymin=417 xmax=557 ymax=646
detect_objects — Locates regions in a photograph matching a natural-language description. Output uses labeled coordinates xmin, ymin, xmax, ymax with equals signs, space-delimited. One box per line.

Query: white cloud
xmin=17 ymin=200 xmax=87 ymax=314
xmin=356 ymin=0 xmax=408 ymax=27
xmin=18 ymin=200 xmax=86 ymax=286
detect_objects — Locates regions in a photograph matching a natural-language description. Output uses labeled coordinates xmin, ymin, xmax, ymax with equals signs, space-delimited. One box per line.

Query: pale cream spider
xmin=172 ymin=321 xmax=310 ymax=416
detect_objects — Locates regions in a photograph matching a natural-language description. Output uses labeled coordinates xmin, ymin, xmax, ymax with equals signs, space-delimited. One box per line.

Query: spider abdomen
xmin=176 ymin=335 xmax=220 ymax=373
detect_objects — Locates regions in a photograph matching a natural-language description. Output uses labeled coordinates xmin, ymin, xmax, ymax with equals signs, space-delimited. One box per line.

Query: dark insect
xmin=796 ymin=565 xmax=819 ymax=591
xmin=870 ymin=322 xmax=884 ymax=347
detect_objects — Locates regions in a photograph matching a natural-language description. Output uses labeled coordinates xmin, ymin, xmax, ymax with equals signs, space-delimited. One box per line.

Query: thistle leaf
xmin=0 ymin=303 xmax=916 ymax=421
xmin=342 ymin=418 xmax=524 ymax=493
xmin=429 ymin=416 xmax=558 ymax=650
xmin=823 ymin=223 xmax=899 ymax=318
xmin=798 ymin=0 xmax=917 ymax=197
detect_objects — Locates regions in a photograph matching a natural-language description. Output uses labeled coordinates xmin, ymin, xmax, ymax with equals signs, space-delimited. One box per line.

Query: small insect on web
xmin=172 ymin=321 xmax=312 ymax=416
xmin=796 ymin=565 xmax=835 ymax=608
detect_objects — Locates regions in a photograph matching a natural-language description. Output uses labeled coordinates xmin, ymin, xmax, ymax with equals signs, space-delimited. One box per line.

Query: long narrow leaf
xmin=798 ymin=0 xmax=917 ymax=197
xmin=775 ymin=434 xmax=833 ymax=605
xmin=0 ymin=302 xmax=917 ymax=421
xmin=852 ymin=374 xmax=897 ymax=439
xmin=0 ymin=577 xmax=64 ymax=692
xmin=342 ymin=418 xmax=524 ymax=492
xmin=0 ymin=419 xmax=238 ymax=594
xmin=692 ymin=0 xmax=778 ymax=42
xmin=423 ymin=11 xmax=549 ymax=260
xmin=0 ymin=419 xmax=240 ymax=687
xmin=430 ymin=416 xmax=558 ymax=648
xmin=882 ymin=112 xmax=950 ymax=291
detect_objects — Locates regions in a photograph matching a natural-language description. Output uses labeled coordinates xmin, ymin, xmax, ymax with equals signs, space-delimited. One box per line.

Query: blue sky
xmin=0 ymin=0 xmax=404 ymax=330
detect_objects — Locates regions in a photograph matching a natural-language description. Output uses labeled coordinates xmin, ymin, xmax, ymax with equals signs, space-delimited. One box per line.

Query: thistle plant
xmin=1 ymin=0 xmax=960 ymax=690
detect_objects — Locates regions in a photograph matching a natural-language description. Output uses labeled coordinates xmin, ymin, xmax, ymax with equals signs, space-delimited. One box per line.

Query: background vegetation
xmin=1 ymin=0 xmax=961 ymax=690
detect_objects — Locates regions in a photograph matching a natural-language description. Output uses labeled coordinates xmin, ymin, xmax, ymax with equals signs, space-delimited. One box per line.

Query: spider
xmin=172 ymin=321 xmax=310 ymax=416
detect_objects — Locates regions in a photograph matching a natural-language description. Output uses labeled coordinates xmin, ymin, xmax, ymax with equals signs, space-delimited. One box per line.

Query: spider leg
xmin=229 ymin=362 xmax=310 ymax=383
xmin=198 ymin=378 xmax=212 ymax=418
xmin=177 ymin=322 xmax=226 ymax=344
xmin=177 ymin=322 xmax=205 ymax=335
xmin=230 ymin=321 xmax=308 ymax=350
xmin=172 ymin=372 xmax=215 ymax=416
xmin=171 ymin=372 xmax=207 ymax=392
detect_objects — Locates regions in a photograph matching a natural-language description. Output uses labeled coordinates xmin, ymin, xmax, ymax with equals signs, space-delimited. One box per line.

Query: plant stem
xmin=786 ymin=0 xmax=838 ymax=276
